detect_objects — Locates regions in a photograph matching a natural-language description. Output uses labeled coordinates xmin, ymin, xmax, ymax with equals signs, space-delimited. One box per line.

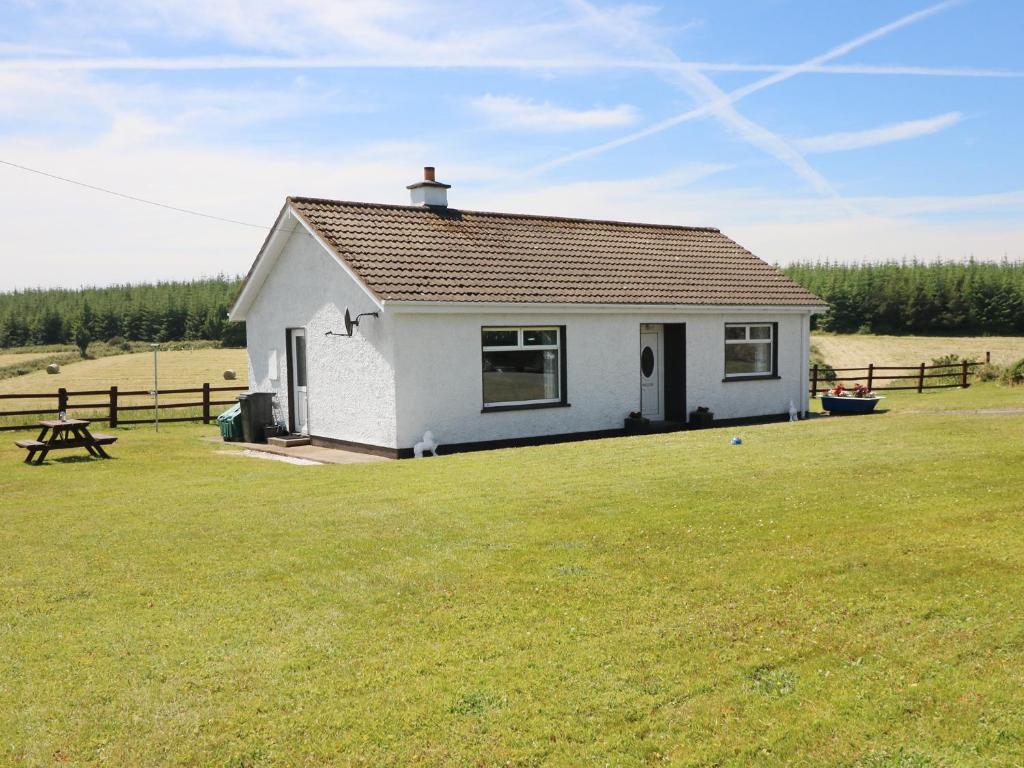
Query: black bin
xmin=238 ymin=392 xmax=275 ymax=443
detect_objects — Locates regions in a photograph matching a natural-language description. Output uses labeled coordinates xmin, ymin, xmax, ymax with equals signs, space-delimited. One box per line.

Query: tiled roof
xmin=288 ymin=197 xmax=825 ymax=306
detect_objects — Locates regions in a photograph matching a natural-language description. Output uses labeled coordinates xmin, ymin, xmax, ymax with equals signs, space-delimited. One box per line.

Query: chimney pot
xmin=406 ymin=165 xmax=451 ymax=207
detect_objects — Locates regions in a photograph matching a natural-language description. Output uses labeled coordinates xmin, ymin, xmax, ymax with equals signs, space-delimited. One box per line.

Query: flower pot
xmin=688 ymin=409 xmax=714 ymax=429
xmin=624 ymin=416 xmax=651 ymax=435
xmin=819 ymin=395 xmax=883 ymax=414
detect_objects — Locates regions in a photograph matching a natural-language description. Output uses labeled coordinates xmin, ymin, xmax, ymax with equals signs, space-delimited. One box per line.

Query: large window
xmin=482 ymin=326 xmax=565 ymax=408
xmin=724 ymin=323 xmax=776 ymax=378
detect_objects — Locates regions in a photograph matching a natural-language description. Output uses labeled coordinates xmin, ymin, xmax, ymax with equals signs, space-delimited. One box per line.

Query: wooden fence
xmin=810 ymin=360 xmax=980 ymax=396
xmin=0 ymin=361 xmax=986 ymax=431
xmin=0 ymin=384 xmax=247 ymax=432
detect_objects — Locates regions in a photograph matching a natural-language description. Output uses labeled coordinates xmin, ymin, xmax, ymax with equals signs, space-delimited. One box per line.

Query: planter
xmin=688 ymin=408 xmax=714 ymax=429
xmin=624 ymin=416 xmax=651 ymax=435
xmin=819 ymin=395 xmax=884 ymax=414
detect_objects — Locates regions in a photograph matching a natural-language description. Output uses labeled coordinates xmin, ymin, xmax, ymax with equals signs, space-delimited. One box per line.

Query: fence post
xmin=57 ymin=387 xmax=68 ymax=415
xmin=867 ymin=363 xmax=874 ymax=392
xmin=810 ymin=364 xmax=818 ymax=397
xmin=202 ymin=383 xmax=211 ymax=424
xmin=961 ymin=359 xmax=969 ymax=388
xmin=109 ymin=386 xmax=118 ymax=428
xmin=917 ymin=363 xmax=925 ymax=394
xmin=986 ymin=351 xmax=991 ymax=364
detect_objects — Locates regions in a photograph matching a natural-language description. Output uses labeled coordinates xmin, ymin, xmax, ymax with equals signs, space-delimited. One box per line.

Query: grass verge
xmin=1 ymin=384 xmax=1022 ymax=765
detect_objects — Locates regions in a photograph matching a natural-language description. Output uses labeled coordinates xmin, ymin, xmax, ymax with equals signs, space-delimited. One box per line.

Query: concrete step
xmin=268 ymin=434 xmax=311 ymax=447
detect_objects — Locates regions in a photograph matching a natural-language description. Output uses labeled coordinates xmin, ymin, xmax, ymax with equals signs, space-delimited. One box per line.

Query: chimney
xmin=407 ymin=165 xmax=451 ymax=207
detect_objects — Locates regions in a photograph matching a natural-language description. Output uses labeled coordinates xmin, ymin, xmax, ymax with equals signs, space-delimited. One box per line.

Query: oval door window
xmin=640 ymin=346 xmax=655 ymax=377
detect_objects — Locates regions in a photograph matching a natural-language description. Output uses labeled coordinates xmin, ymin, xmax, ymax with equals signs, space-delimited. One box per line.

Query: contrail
xmin=530 ymin=0 xmax=964 ymax=174
xmin=2 ymin=56 xmax=1016 ymax=79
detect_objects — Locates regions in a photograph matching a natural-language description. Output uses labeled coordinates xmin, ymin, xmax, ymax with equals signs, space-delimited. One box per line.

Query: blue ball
xmin=730 ymin=436 xmax=743 ymax=445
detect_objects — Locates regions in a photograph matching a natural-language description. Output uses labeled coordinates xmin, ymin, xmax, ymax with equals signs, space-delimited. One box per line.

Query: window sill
xmin=722 ymin=374 xmax=780 ymax=382
xmin=481 ymin=402 xmax=571 ymax=413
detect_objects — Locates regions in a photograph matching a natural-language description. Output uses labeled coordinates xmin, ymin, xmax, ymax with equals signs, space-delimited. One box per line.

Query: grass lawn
xmin=812 ymin=334 xmax=1024 ymax=369
xmin=1 ymin=384 xmax=1023 ymax=766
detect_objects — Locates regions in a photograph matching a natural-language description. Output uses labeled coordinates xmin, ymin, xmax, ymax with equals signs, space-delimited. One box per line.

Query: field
xmin=0 ymin=348 xmax=248 ymax=394
xmin=812 ymin=333 xmax=1024 ymax=369
xmin=0 ymin=350 xmax=67 ymax=369
xmin=2 ymin=383 xmax=1023 ymax=766
xmin=0 ymin=348 xmax=249 ymax=426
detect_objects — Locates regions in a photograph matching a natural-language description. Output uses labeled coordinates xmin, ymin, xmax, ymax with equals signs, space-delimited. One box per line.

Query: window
xmin=294 ymin=334 xmax=307 ymax=386
xmin=482 ymin=326 xmax=565 ymax=408
xmin=724 ymin=323 xmax=776 ymax=378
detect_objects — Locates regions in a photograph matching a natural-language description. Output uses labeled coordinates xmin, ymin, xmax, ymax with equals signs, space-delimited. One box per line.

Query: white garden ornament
xmin=789 ymin=400 xmax=799 ymax=422
xmin=413 ymin=430 xmax=439 ymax=458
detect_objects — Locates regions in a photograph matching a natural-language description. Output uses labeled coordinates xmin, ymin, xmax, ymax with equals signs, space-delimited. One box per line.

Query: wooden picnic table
xmin=15 ymin=419 xmax=117 ymax=465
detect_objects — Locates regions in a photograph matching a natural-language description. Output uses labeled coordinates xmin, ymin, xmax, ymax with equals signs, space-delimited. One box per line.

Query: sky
xmin=0 ymin=0 xmax=1022 ymax=290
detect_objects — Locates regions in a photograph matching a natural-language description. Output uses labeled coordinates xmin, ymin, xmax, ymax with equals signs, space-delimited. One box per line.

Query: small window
xmin=482 ymin=329 xmax=518 ymax=348
xmin=294 ymin=335 xmax=308 ymax=387
xmin=523 ymin=328 xmax=558 ymax=346
xmin=724 ymin=323 xmax=775 ymax=378
xmin=725 ymin=325 xmax=746 ymax=341
xmin=482 ymin=327 xmax=564 ymax=407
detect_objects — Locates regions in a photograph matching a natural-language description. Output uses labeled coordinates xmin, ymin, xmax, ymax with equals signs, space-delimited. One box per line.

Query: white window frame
xmin=724 ymin=322 xmax=775 ymax=379
xmin=482 ymin=326 xmax=562 ymax=408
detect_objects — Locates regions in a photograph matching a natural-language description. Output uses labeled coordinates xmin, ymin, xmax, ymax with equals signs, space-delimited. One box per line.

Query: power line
xmin=0 ymin=158 xmax=268 ymax=229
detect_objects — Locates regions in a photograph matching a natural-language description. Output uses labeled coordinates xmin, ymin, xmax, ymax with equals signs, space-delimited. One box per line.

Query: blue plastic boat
xmin=819 ymin=395 xmax=883 ymax=414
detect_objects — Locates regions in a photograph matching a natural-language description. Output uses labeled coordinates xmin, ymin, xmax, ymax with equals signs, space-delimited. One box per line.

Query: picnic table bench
xmin=15 ymin=419 xmax=117 ymax=465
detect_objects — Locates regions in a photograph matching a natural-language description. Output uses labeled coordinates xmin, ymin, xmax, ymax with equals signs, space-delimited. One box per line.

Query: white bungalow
xmin=229 ymin=168 xmax=826 ymax=457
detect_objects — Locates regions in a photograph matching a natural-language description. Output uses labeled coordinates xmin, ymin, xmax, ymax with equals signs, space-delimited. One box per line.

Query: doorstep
xmin=268 ymin=434 xmax=311 ymax=447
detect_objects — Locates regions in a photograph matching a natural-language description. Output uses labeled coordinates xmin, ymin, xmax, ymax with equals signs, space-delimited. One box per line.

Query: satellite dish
xmin=328 ymin=307 xmax=378 ymax=337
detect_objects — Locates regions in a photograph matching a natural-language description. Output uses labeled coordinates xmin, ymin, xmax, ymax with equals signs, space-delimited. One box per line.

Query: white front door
xmin=640 ymin=324 xmax=664 ymax=420
xmin=290 ymin=329 xmax=309 ymax=435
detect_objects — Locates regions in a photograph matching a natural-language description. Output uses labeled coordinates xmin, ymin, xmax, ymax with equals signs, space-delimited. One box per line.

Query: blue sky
xmin=1 ymin=0 xmax=1021 ymax=289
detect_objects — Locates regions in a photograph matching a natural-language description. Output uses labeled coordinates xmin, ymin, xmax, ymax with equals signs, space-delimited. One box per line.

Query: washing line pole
xmin=150 ymin=343 xmax=160 ymax=432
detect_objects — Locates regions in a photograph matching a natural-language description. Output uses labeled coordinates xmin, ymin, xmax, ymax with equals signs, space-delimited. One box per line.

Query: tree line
xmin=2 ymin=261 xmax=1022 ymax=349
xmin=782 ymin=260 xmax=1024 ymax=335
xmin=0 ymin=277 xmax=245 ymax=349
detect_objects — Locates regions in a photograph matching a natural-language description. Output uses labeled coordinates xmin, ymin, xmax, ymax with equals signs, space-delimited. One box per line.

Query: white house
xmin=229 ymin=168 xmax=826 ymax=458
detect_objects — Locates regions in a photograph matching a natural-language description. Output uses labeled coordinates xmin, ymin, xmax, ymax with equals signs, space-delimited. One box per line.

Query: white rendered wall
xmin=392 ymin=310 xmax=811 ymax=449
xmin=244 ymin=229 xmax=398 ymax=447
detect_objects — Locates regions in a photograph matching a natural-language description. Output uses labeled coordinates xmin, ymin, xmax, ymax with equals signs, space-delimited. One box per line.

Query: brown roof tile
xmin=288 ymin=198 xmax=825 ymax=306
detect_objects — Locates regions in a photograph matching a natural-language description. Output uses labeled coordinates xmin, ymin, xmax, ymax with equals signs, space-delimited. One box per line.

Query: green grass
xmin=2 ymin=384 xmax=1023 ymax=766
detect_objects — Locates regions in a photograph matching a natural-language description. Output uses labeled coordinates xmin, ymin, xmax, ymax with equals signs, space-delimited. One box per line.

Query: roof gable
xmin=228 ymin=203 xmax=383 ymax=321
xmin=287 ymin=197 xmax=824 ymax=307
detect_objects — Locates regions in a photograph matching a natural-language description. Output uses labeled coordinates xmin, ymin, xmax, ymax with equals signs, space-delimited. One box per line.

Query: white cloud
xmin=1 ymin=139 xmax=1019 ymax=292
xmin=17 ymin=0 xmax=600 ymax=64
xmin=0 ymin=137 xmax=510 ymax=289
xmin=795 ymin=112 xmax=964 ymax=154
xmin=6 ymin=55 xmax=1024 ymax=81
xmin=0 ymin=42 xmax=75 ymax=56
xmin=471 ymin=94 xmax=638 ymax=132
xmin=0 ymin=68 xmax=361 ymax=149
xmin=730 ymin=216 xmax=1024 ymax=265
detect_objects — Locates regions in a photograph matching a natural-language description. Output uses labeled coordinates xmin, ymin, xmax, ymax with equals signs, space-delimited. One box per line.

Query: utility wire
xmin=0 ymin=158 xmax=268 ymax=229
